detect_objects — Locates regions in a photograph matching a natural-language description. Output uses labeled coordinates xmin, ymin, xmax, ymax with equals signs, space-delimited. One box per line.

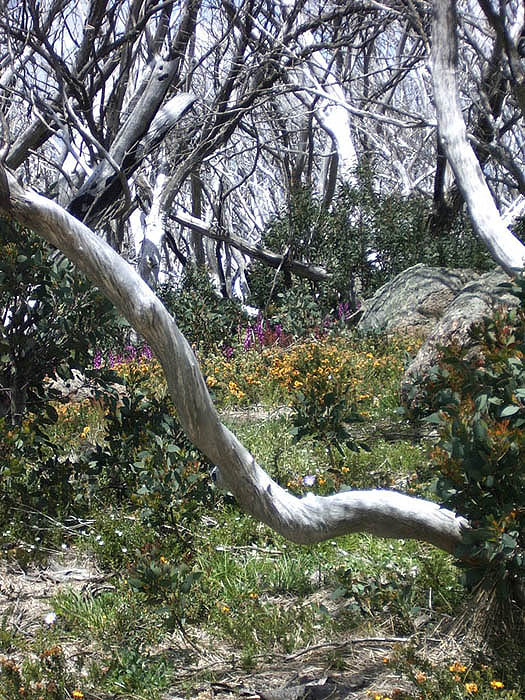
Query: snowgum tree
xmin=1 ymin=0 xmax=524 ymax=559
xmin=0 ymin=161 xmax=469 ymax=554
xmin=2 ymin=0 xmax=523 ymax=294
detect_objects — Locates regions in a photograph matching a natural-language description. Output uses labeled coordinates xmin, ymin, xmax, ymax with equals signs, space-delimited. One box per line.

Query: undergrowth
xmin=0 ymin=327 xmax=522 ymax=698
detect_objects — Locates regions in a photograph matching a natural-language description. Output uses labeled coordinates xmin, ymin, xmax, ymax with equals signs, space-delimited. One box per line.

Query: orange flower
xmin=449 ymin=662 xmax=467 ymax=673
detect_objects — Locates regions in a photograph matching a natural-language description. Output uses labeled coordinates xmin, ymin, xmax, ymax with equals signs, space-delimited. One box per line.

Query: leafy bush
xmin=128 ymin=548 xmax=202 ymax=631
xmin=88 ymin=352 xmax=215 ymax=534
xmin=204 ymin=353 xmax=269 ymax=406
xmin=268 ymin=339 xmax=365 ymax=462
xmin=0 ymin=346 xmax=215 ymax=551
xmin=248 ymin=167 xmax=490 ymax=319
xmin=0 ymin=218 xmax=129 ymax=542
xmin=0 ymin=217 xmax=119 ymax=425
xmin=157 ymin=264 xmax=245 ymax=355
xmin=425 ymin=278 xmax=525 ymax=596
xmin=0 ymin=644 xmax=82 ymax=700
xmin=384 ymin=646 xmax=521 ymax=699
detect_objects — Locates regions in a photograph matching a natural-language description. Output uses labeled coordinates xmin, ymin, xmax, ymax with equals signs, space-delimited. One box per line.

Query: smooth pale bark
xmin=431 ymin=1 xmax=525 ymax=275
xmin=6 ymin=119 xmax=53 ymax=172
xmin=288 ymin=4 xmax=359 ymax=189
xmin=137 ymin=172 xmax=168 ymax=288
xmin=502 ymin=196 xmax=525 ymax=229
xmin=0 ymin=165 xmax=468 ymax=555
xmin=68 ymin=89 xmax=197 ymax=226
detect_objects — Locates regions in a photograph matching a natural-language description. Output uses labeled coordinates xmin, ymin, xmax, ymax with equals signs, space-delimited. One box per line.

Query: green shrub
xmin=0 ymin=643 xmax=82 ymax=700
xmin=0 ymin=217 xmax=127 ymax=546
xmin=157 ymin=264 xmax=245 ymax=355
xmin=425 ymin=278 xmax=525 ymax=596
xmin=0 ymin=217 xmax=119 ymax=425
xmin=248 ymin=166 xmax=489 ymax=319
xmin=88 ymin=353 xmax=215 ymax=533
xmin=128 ymin=548 xmax=202 ymax=631
xmin=384 ymin=646 xmax=522 ymax=699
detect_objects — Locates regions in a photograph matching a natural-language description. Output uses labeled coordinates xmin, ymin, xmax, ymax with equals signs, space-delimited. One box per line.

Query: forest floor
xmin=2 ymin=331 xmax=520 ymax=699
xmin=0 ymin=551 xmax=460 ymax=700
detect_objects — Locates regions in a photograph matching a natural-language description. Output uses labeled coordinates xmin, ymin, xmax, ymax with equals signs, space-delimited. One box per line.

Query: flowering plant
xmin=426 ymin=278 xmax=525 ymax=595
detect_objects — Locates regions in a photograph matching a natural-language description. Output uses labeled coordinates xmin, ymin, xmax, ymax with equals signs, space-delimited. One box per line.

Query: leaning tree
xmin=0 ymin=0 xmax=524 ymax=564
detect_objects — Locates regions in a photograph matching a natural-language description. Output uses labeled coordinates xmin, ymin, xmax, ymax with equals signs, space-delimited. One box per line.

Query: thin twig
xmin=284 ymin=636 xmax=408 ymax=661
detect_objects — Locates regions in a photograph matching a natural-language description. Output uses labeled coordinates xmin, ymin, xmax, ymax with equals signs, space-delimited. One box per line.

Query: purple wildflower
xmin=243 ymin=327 xmax=252 ymax=351
xmin=303 ymin=475 xmax=316 ymax=487
xmin=141 ymin=345 xmax=153 ymax=361
xmin=341 ymin=302 xmax=351 ymax=320
xmin=125 ymin=344 xmax=137 ymax=361
xmin=93 ymin=350 xmax=103 ymax=369
xmin=223 ymin=346 xmax=234 ymax=359
xmin=255 ymin=315 xmax=265 ymax=345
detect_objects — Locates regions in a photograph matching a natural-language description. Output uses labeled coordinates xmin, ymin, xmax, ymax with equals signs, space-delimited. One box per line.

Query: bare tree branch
xmin=172 ymin=210 xmax=332 ymax=282
xmin=0 ymin=163 xmax=469 ymax=555
xmin=431 ymin=0 xmax=525 ymax=275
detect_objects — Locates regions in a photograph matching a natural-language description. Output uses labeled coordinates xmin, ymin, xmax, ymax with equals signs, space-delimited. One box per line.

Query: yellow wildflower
xmin=465 ymin=682 xmax=478 ymax=694
xmin=490 ymin=681 xmax=504 ymax=689
xmin=449 ymin=662 xmax=467 ymax=673
xmin=72 ymin=692 xmax=84 ymax=699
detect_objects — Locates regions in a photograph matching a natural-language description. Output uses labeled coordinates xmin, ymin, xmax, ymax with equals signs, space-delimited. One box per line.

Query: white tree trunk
xmin=431 ymin=0 xmax=525 ymax=275
xmin=137 ymin=172 xmax=168 ymax=288
xmin=315 ymin=97 xmax=359 ymax=187
xmin=280 ymin=0 xmax=358 ymax=189
xmin=68 ymin=76 xmax=196 ymax=226
xmin=0 ymin=165 xmax=468 ymax=556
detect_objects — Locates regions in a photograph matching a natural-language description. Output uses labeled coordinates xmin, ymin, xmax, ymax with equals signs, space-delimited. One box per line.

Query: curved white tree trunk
xmin=0 ymin=166 xmax=468 ymax=555
xmin=431 ymin=0 xmax=525 ymax=276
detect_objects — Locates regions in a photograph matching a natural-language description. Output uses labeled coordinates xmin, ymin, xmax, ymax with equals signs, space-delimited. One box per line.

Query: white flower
xmin=44 ymin=612 xmax=57 ymax=625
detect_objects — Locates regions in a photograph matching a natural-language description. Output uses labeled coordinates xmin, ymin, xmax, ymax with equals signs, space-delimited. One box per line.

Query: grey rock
xmin=402 ymin=268 xmax=517 ymax=402
xmin=358 ymin=264 xmax=479 ymax=336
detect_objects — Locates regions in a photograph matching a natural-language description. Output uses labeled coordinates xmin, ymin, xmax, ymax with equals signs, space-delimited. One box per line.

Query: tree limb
xmin=0 ymin=163 xmax=468 ymax=555
xmin=430 ymin=0 xmax=525 ymax=275
xmin=172 ymin=210 xmax=332 ymax=283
